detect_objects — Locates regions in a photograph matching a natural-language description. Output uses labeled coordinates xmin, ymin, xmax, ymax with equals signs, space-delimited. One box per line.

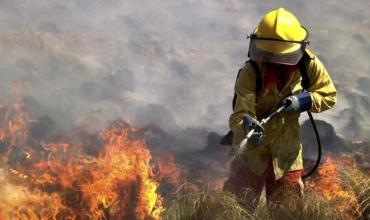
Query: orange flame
xmin=80 ymin=120 xmax=164 ymax=219
xmin=156 ymin=153 xmax=183 ymax=189
xmin=0 ymin=99 xmax=164 ymax=219
xmin=306 ymin=155 xmax=360 ymax=218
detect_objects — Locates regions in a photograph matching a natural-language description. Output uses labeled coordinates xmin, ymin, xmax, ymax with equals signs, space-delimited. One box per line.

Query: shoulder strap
xmin=231 ymin=69 xmax=242 ymax=110
xmin=298 ymin=52 xmax=310 ymax=90
xmin=232 ymin=53 xmax=311 ymax=110
xmin=232 ymin=60 xmax=262 ymax=110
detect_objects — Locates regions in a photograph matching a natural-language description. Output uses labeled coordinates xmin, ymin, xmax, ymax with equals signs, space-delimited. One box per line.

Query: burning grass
xmin=162 ymin=185 xmax=342 ymax=220
xmin=341 ymin=167 xmax=370 ymax=219
xmin=0 ymin=98 xmax=164 ymax=219
xmin=305 ymin=156 xmax=360 ymax=219
xmin=1 ymin=97 xmax=370 ymax=220
xmin=162 ymin=156 xmax=370 ymax=220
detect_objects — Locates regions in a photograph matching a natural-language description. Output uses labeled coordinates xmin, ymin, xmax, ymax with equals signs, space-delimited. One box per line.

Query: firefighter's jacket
xmin=229 ymin=50 xmax=337 ymax=180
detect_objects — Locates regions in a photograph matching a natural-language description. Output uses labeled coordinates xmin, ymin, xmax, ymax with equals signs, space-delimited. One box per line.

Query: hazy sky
xmin=0 ymin=0 xmax=369 ymax=142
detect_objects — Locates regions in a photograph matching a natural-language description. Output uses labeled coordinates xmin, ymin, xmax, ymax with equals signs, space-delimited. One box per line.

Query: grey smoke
xmin=0 ymin=0 xmax=369 ymax=148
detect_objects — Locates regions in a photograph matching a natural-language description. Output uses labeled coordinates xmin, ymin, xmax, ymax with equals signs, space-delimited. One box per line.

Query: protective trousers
xmin=223 ymin=158 xmax=303 ymax=211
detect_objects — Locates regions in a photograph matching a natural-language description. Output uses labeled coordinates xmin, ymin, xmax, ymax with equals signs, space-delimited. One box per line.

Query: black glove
xmin=280 ymin=91 xmax=312 ymax=113
xmin=243 ymin=114 xmax=265 ymax=146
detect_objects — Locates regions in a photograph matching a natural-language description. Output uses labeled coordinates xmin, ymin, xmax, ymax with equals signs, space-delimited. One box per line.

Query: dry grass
xmin=341 ymin=168 xmax=370 ymax=220
xmin=162 ymin=183 xmax=252 ymax=220
xmin=263 ymin=190 xmax=342 ymax=220
xmin=163 ymin=184 xmax=343 ymax=220
xmin=163 ymin=166 xmax=370 ymax=220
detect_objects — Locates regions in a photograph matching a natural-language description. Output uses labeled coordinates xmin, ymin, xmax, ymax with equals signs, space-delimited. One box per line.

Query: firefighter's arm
xmin=229 ymin=64 xmax=257 ymax=145
xmin=306 ymin=54 xmax=337 ymax=113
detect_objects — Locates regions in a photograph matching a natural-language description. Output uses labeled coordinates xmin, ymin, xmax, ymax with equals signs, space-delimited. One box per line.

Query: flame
xmin=2 ymin=100 xmax=32 ymax=149
xmin=210 ymin=178 xmax=227 ymax=191
xmin=0 ymin=167 xmax=73 ymax=219
xmin=2 ymin=83 xmax=369 ymax=219
xmin=80 ymin=121 xmax=164 ymax=219
xmin=156 ymin=153 xmax=182 ymax=189
xmin=0 ymin=99 xmax=164 ymax=219
xmin=306 ymin=155 xmax=360 ymax=218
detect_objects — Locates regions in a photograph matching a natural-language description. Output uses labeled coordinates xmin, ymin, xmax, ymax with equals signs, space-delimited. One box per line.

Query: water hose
xmin=302 ymin=111 xmax=322 ymax=179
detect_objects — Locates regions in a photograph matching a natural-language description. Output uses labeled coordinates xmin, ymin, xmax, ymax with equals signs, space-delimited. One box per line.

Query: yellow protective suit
xmin=229 ymin=49 xmax=337 ymax=180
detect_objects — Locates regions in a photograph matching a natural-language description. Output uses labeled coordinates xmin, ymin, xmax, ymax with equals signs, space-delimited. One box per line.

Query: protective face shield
xmin=248 ymin=31 xmax=310 ymax=65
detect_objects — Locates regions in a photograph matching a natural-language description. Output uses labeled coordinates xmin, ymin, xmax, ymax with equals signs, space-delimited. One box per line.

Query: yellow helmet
xmin=249 ymin=8 xmax=309 ymax=65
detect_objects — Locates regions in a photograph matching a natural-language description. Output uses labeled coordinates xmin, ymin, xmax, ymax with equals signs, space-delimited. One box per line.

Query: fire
xmin=156 ymin=153 xmax=182 ymax=189
xmin=210 ymin=178 xmax=227 ymax=191
xmin=80 ymin=121 xmax=164 ymax=219
xmin=1 ymin=100 xmax=31 ymax=150
xmin=0 ymin=98 xmax=164 ymax=219
xmin=306 ymin=155 xmax=360 ymax=218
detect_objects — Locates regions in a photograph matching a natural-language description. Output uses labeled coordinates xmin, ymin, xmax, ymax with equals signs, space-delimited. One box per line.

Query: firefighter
xmin=223 ymin=8 xmax=337 ymax=208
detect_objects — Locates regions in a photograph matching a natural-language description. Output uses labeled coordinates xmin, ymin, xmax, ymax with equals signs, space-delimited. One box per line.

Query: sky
xmin=0 ymin=0 xmax=369 ymax=147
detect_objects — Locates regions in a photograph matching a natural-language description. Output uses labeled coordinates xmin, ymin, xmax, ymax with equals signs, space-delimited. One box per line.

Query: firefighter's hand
xmin=243 ymin=114 xmax=265 ymax=146
xmin=280 ymin=91 xmax=312 ymax=113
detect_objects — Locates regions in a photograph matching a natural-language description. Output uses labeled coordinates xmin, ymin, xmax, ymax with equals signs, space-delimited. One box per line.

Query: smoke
xmin=0 ymin=0 xmax=369 ymax=147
